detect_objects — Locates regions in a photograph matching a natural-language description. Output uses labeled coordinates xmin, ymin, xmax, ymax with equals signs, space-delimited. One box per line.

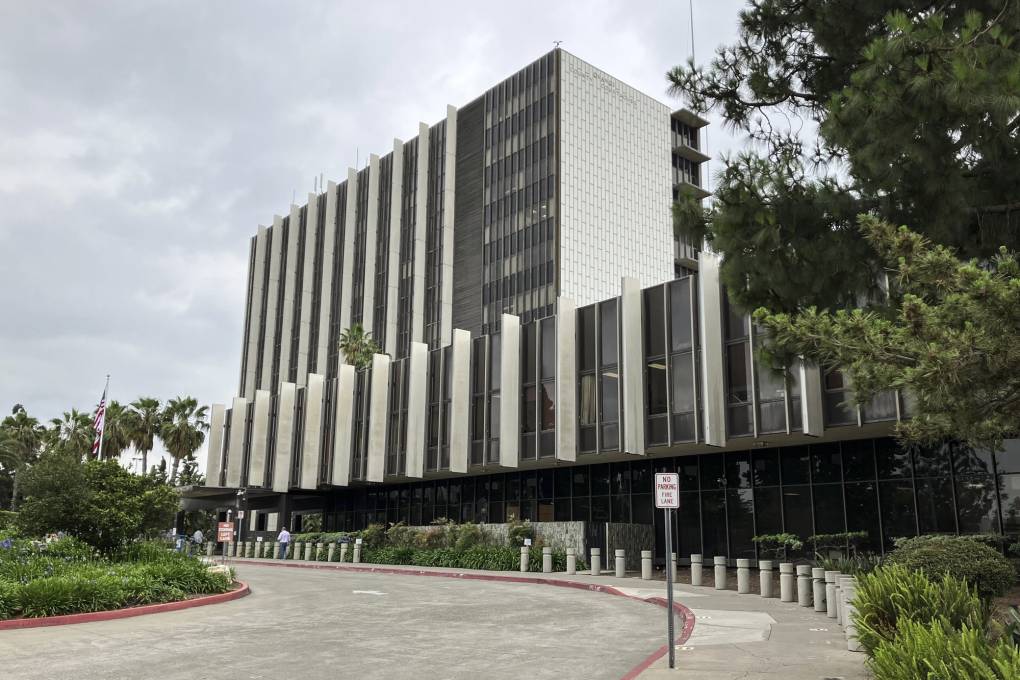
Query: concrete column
xmin=339 ymin=169 xmax=358 ymax=333
xmin=691 ymin=554 xmax=703 ymax=586
xmin=615 ymin=549 xmax=626 ymax=577
xmin=259 ymin=215 xmax=284 ymax=391
xmin=225 ymin=397 xmax=248 ymax=488
xmin=843 ymin=579 xmax=862 ymax=652
xmin=411 ymin=123 xmax=429 ymax=344
xmin=384 ymin=139 xmax=404 ymax=355
xmin=590 ymin=548 xmax=601 ymax=576
xmin=438 ymin=105 xmax=457 ymax=346
xmin=449 ymin=329 xmax=471 ymax=473
xmin=779 ymin=563 xmax=795 ymax=602
xmin=328 ymin=543 xmax=336 ymax=562
xmin=736 ymin=559 xmax=751 ymax=594
xmin=247 ymin=390 xmax=270 ymax=487
xmin=714 ymin=556 xmax=728 ymax=590
xmin=825 ymin=571 xmax=840 ymax=619
xmin=366 ymin=355 xmax=390 ymax=482
xmin=330 ymin=364 xmax=356 ymax=486
xmin=555 ymin=297 xmax=577 ymax=462
xmin=206 ymin=403 xmax=226 ymax=487
xmin=296 ymin=193 xmax=319 ymax=384
xmin=812 ymin=567 xmax=827 ymax=612
xmin=499 ymin=313 xmax=521 ymax=468
xmin=316 ymin=542 xmax=324 ymax=561
xmin=299 ymin=373 xmax=325 ymax=488
xmin=796 ymin=565 xmax=813 ymax=607
xmin=362 ymin=154 xmax=380 ymax=334
xmin=697 ymin=251 xmax=726 ymax=447
xmin=304 ymin=543 xmax=314 ymax=561
xmin=566 ymin=548 xmax=576 ymax=575
xmin=278 ymin=204 xmax=301 ymax=383
xmin=272 ymin=383 xmax=296 ymax=492
xmin=520 ymin=546 xmax=529 ymax=572
xmin=759 ymin=560 xmax=774 ymax=598
xmin=242 ymin=227 xmax=269 ymax=399
xmin=404 ymin=343 xmax=428 ymax=478
xmin=799 ymin=360 xmax=825 ymax=437
xmin=620 ymin=277 xmax=645 ymax=455
xmin=353 ymin=543 xmax=361 ymax=563
xmin=315 ymin=181 xmax=339 ymax=373
xmin=641 ymin=551 xmax=653 ymax=580
xmin=339 ymin=543 xmax=348 ymax=562
xmin=542 ymin=547 xmax=553 ymax=573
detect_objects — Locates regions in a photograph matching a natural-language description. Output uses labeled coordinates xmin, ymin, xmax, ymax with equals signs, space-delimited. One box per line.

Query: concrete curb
xmin=0 ymin=581 xmax=250 ymax=631
xmin=228 ymin=559 xmax=694 ymax=678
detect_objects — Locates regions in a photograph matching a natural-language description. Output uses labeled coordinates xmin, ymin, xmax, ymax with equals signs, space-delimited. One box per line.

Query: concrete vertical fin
xmin=698 ymin=252 xmax=727 ymax=447
xmin=449 ymin=328 xmax=470 ymax=473
xmin=271 ymin=383 xmax=296 ymax=493
xmin=247 ymin=390 xmax=271 ymax=487
xmin=259 ymin=216 xmax=284 ymax=390
xmin=315 ymin=182 xmax=338 ymax=373
xmin=439 ymin=106 xmax=457 ymax=346
xmin=225 ymin=396 xmax=248 ymax=487
xmin=363 ymin=154 xmax=380 ymax=335
xmin=555 ymin=297 xmax=577 ymax=462
xmin=296 ymin=193 xmax=319 ymax=385
xmin=299 ymin=374 xmax=325 ymax=489
xmin=340 ymin=168 xmax=358 ymax=333
xmin=278 ymin=204 xmax=301 ymax=384
xmin=620 ymin=277 xmax=645 ymax=455
xmin=330 ymin=364 xmax=357 ymax=486
xmin=206 ymin=403 xmax=226 ymax=487
xmin=411 ymin=123 xmax=430 ymax=344
xmin=366 ymin=354 xmax=390 ymax=483
xmin=405 ymin=342 xmax=428 ymax=478
xmin=385 ymin=138 xmax=404 ymax=355
xmin=499 ymin=314 xmax=521 ymax=468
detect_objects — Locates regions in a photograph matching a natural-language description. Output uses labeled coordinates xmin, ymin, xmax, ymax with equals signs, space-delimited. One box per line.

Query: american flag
xmin=92 ymin=381 xmax=108 ymax=458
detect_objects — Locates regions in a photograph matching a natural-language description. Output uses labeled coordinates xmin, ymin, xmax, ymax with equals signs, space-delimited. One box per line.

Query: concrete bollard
xmin=670 ymin=552 xmax=678 ymax=583
xmin=340 ymin=543 xmax=348 ymax=562
xmin=259 ymin=541 xmax=267 ymax=558
xmin=797 ymin=565 xmax=813 ymax=607
xmin=206 ymin=541 xmax=214 ymax=557
xmin=590 ymin=548 xmax=601 ymax=576
xmin=328 ymin=543 xmax=336 ymax=562
xmin=353 ymin=543 xmax=361 ymax=563
xmin=714 ymin=556 xmax=728 ymax=590
xmin=838 ymin=576 xmax=854 ymax=627
xmin=316 ymin=542 xmax=324 ymax=561
xmin=812 ymin=568 xmax=827 ymax=612
xmin=641 ymin=551 xmax=653 ymax=580
xmin=304 ymin=543 xmax=313 ymax=561
xmin=843 ymin=580 xmax=862 ymax=652
xmin=245 ymin=542 xmax=253 ymax=558
xmin=736 ymin=559 xmax=751 ymax=594
xmin=566 ymin=548 xmax=576 ymax=575
xmin=779 ymin=563 xmax=795 ymax=602
xmin=229 ymin=542 xmax=236 ymax=558
xmin=615 ymin=549 xmax=626 ymax=578
xmin=520 ymin=546 xmax=529 ymax=572
xmin=296 ymin=542 xmax=305 ymax=560
xmin=825 ymin=571 xmax=840 ymax=618
xmin=542 ymin=547 xmax=553 ymax=573
xmin=759 ymin=560 xmax=774 ymax=598
xmin=691 ymin=554 xmax=703 ymax=586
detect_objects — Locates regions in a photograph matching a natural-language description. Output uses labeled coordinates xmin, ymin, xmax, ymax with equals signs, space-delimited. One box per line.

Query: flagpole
xmin=97 ymin=374 xmax=110 ymax=460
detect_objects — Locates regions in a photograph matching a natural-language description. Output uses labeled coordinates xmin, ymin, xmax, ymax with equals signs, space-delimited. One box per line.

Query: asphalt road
xmin=0 ymin=563 xmax=666 ymax=680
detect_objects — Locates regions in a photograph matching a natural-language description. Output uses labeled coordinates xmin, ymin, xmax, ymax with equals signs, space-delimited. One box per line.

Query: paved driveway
xmin=1 ymin=563 xmax=666 ymax=680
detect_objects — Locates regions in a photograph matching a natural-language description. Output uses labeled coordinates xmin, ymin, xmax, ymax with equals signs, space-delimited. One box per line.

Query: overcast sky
xmin=0 ymin=0 xmax=749 ymax=471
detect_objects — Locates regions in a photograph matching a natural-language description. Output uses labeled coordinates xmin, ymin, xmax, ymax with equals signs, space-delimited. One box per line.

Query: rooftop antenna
xmin=292 ymin=189 xmax=296 ymax=204
xmin=553 ymin=40 xmax=563 ymax=47
xmin=319 ymin=173 xmax=324 ymax=193
xmin=688 ymin=0 xmax=710 ymax=194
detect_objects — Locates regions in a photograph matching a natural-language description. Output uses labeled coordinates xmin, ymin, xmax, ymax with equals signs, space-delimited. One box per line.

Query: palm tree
xmin=160 ymin=397 xmax=209 ymax=486
xmin=3 ymin=406 xmax=45 ymax=509
xmin=126 ymin=397 xmax=161 ymax=474
xmin=49 ymin=409 xmax=94 ymax=459
xmin=99 ymin=401 xmax=132 ymax=461
xmin=339 ymin=323 xmax=382 ymax=370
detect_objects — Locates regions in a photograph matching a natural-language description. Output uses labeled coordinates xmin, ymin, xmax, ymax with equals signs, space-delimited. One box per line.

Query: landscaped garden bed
xmin=0 ymin=536 xmax=234 ymax=621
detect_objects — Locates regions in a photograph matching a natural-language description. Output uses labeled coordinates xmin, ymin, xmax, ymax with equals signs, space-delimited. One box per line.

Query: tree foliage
xmin=339 ymin=323 xmax=382 ymax=370
xmin=668 ymin=0 xmax=1020 ymax=313
xmin=16 ymin=455 xmax=178 ymax=553
xmin=160 ymin=397 xmax=208 ymax=486
xmin=757 ymin=216 xmax=1019 ymax=447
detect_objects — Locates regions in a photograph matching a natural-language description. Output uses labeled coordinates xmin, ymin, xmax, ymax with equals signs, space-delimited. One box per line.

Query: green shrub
xmin=0 ymin=580 xmax=20 ymax=618
xmin=18 ymin=575 xmax=128 ymax=617
xmin=887 ymin=535 xmax=1017 ymax=599
xmin=359 ymin=524 xmax=387 ymax=548
xmin=0 ymin=510 xmax=17 ymax=531
xmin=852 ymin=565 xmax=987 ymax=655
xmin=816 ymin=554 xmax=882 ymax=575
xmin=869 ymin=617 xmax=1020 ymax=679
xmin=507 ymin=517 xmax=534 ymax=548
xmin=752 ymin=533 xmax=803 ymax=560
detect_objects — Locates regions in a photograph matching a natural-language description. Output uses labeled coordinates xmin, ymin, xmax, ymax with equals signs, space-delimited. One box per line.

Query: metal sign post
xmin=655 ymin=472 xmax=680 ymax=670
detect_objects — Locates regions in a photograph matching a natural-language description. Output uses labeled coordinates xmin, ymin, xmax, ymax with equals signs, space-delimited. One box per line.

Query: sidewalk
xmin=227 ymin=556 xmax=867 ymax=680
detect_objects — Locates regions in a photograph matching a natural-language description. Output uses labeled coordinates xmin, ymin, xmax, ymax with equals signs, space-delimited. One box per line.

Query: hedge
xmin=359 ymin=546 xmax=583 ymax=573
xmin=886 ymin=535 xmax=1016 ymax=599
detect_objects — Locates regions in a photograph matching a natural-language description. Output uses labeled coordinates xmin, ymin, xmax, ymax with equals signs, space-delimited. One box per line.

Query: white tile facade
xmin=558 ymin=51 xmax=675 ymax=304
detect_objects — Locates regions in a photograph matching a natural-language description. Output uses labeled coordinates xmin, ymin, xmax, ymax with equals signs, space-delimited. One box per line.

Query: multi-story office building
xmin=188 ymin=49 xmax=1020 ymax=561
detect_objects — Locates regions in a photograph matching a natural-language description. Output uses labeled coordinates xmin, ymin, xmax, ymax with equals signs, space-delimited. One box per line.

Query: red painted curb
xmin=229 ymin=559 xmax=695 ymax=678
xmin=0 ymin=581 xmax=250 ymax=630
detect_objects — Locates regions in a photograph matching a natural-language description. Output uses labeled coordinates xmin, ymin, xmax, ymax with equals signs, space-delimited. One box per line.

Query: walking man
xmin=192 ymin=528 xmax=204 ymax=556
xmin=277 ymin=526 xmax=291 ymax=560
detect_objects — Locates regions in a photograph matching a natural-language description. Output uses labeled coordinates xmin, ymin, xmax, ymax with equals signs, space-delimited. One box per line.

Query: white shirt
xmin=278 ymin=529 xmax=291 ymax=543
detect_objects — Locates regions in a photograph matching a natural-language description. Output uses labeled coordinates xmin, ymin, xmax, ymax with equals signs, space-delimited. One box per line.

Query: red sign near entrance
xmin=217 ymin=522 xmax=234 ymax=543
xmin=654 ymin=473 xmax=680 ymax=509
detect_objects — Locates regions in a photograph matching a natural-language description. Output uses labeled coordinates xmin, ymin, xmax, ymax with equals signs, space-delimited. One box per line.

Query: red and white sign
xmin=655 ymin=473 xmax=680 ymax=509
xmin=217 ymin=522 xmax=234 ymax=543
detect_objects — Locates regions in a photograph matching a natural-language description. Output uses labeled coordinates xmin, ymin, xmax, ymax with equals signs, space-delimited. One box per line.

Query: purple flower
xmin=0 ymin=539 xmax=12 ymax=550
